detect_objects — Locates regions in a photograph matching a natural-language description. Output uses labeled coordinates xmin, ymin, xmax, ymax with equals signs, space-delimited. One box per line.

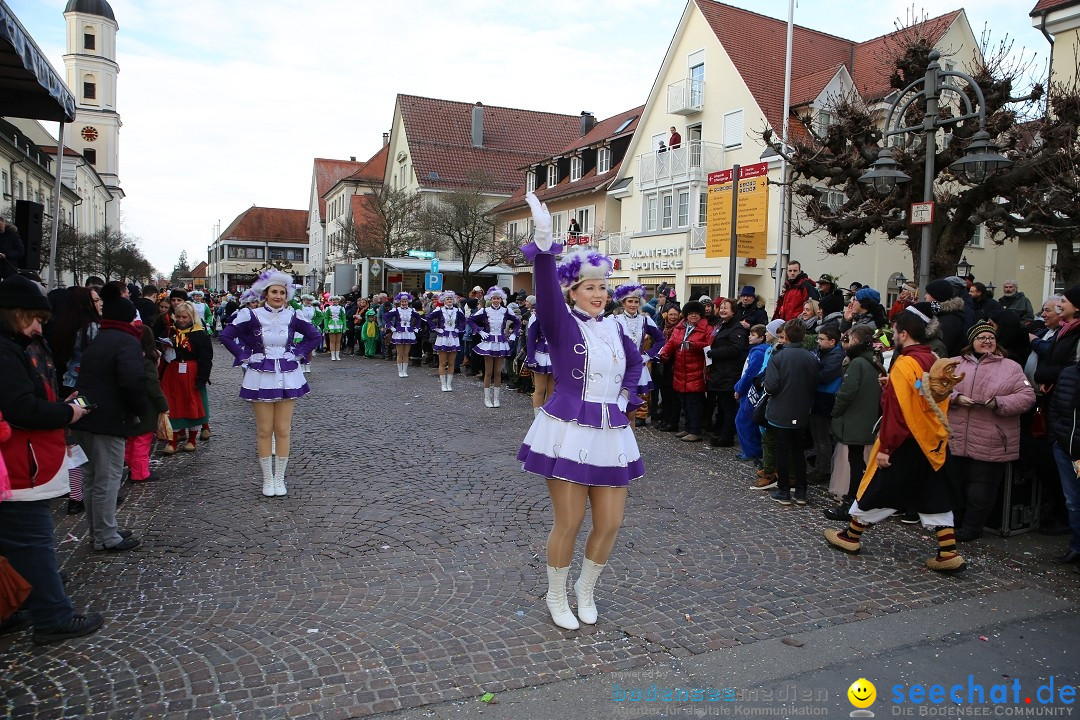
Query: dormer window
xmin=547 ymin=164 xmax=558 ymax=187
xmin=815 ymin=109 xmax=833 ymax=139
xmin=570 ymin=156 xmax=583 ymax=182
xmin=526 ymin=170 xmax=536 ymax=194
xmin=597 ymin=147 xmax=612 ymax=174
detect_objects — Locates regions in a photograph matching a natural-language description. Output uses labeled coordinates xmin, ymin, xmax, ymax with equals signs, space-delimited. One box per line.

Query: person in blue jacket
xmin=733 ymin=324 xmax=769 ymax=461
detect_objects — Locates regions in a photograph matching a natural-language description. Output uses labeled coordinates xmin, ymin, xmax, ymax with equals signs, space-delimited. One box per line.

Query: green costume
xmin=361 ymin=309 xmax=379 ymax=357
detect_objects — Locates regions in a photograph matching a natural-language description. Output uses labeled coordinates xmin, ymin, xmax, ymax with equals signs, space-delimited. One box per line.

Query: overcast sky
xmin=11 ymin=0 xmax=1047 ymax=277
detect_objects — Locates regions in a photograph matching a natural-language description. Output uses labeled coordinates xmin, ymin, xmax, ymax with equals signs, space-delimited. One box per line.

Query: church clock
xmin=81 ymin=126 xmax=99 ymax=142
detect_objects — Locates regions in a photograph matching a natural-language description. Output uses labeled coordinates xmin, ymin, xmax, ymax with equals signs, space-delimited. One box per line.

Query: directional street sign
xmin=408 ymin=250 xmax=436 ymax=259
xmin=425 ymin=272 xmax=443 ymax=291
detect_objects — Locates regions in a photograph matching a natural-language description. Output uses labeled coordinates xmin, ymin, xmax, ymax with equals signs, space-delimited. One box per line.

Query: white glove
xmin=525 ymin=193 xmax=554 ymax=251
xmin=249 ymin=352 xmax=265 ymax=364
xmin=617 ymin=393 xmax=628 ymax=413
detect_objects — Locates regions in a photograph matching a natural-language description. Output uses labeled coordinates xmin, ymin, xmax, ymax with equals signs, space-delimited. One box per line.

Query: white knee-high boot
xmin=492 ymin=387 xmax=501 ymax=407
xmin=440 ymin=374 xmax=449 ymax=391
xmin=398 ymin=363 xmax=406 ymax=377
xmin=484 ymin=387 xmax=494 ymax=408
xmin=545 ymin=565 xmax=579 ymax=630
xmin=273 ymin=455 xmax=288 ymax=496
xmin=260 ymin=456 xmax=275 ymax=497
xmin=402 ymin=361 xmax=408 ymax=377
xmin=574 ymin=558 xmax=606 ymax=625
xmin=446 ymin=373 xmax=454 ymax=391
xmin=533 ymin=407 xmax=541 ymax=417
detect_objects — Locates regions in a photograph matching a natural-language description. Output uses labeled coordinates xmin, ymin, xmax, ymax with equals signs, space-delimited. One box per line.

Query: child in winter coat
xmin=733 ymin=324 xmax=768 ymax=461
xmin=126 ymin=325 xmax=169 ymax=482
xmin=809 ymin=325 xmax=846 ymax=483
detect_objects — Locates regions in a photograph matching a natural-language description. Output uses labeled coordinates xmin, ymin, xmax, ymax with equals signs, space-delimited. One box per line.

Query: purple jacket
xmin=427 ymin=307 xmax=466 ymax=339
xmin=524 ymin=239 xmax=643 ymax=428
xmin=220 ymin=306 xmax=322 ymax=370
xmin=384 ymin=307 xmax=423 ymax=333
xmin=526 ymin=314 xmax=549 ymax=366
xmin=948 ymin=352 xmax=1035 ymax=462
xmin=467 ymin=306 xmax=520 ymax=343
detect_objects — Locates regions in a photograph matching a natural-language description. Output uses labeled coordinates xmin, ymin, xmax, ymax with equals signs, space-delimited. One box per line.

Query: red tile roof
xmin=495 ymin=106 xmax=644 ymax=214
xmin=397 ymin=94 xmax=582 ymax=194
xmin=190 ymin=261 xmax=208 ymax=279
xmin=851 ymin=10 xmax=962 ymax=101
xmin=313 ymin=158 xmax=365 ymax=218
xmin=789 ymin=65 xmax=845 ymax=107
xmin=221 ymin=207 xmax=308 ymax=245
xmin=695 ymin=1 xmax=962 ymax=129
xmin=1030 ymin=0 xmax=1079 ymax=15
xmin=347 ymin=144 xmax=388 ymax=184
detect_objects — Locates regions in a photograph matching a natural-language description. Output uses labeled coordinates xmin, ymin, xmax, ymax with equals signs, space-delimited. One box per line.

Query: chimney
xmin=580 ymin=111 xmax=596 ymax=137
xmin=471 ymin=102 xmax=484 ymax=147
xmin=382 ymin=132 xmax=390 ymax=147
xmin=350 ymin=156 xmax=356 ymax=161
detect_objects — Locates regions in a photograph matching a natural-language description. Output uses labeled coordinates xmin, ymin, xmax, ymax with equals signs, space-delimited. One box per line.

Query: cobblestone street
xmin=2 ymin=351 xmax=1078 ymax=720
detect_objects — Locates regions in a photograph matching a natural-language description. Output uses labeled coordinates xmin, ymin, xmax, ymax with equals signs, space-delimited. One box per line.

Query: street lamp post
xmin=858 ymin=50 xmax=1011 ymax=292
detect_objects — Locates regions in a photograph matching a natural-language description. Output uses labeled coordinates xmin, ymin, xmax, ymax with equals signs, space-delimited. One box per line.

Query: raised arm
xmin=523 ymin=193 xmax=569 ymax=346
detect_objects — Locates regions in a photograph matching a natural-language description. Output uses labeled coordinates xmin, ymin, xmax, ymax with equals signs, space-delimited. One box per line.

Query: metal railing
xmin=606 ymin=232 xmax=631 ymax=255
xmin=638 ymin=140 xmax=724 ymax=189
xmin=667 ymin=78 xmax=705 ymax=115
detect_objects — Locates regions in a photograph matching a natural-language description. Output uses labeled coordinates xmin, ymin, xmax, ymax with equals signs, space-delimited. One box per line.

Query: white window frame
xmin=575 ymin=206 xmax=594 ymax=234
xmin=526 ymin=170 xmax=536 ymax=194
xmin=816 ymin=109 xmax=832 ymax=138
xmin=967 ymin=224 xmax=985 ymax=248
xmin=597 ymin=147 xmax=612 ymax=174
xmin=570 ymin=156 xmax=583 ymax=182
xmin=678 ymin=189 xmax=690 ymax=227
xmin=698 ymin=190 xmax=707 ymax=225
xmin=723 ymin=109 xmax=744 ymax=149
xmin=551 ymin=211 xmax=566 ymax=239
xmin=646 ymin=195 xmax=658 ymax=231
xmin=661 ymin=193 xmax=673 ymax=229
xmin=507 ymin=221 xmax=519 ymax=240
xmin=547 ymin=164 xmax=558 ymax=187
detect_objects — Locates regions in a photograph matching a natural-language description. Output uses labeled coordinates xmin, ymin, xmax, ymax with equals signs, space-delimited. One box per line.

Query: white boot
xmin=273 ymin=455 xmax=288 ymax=496
xmin=398 ymin=363 xmax=406 ymax=378
xmin=447 ymin=374 xmax=454 ymax=391
xmin=440 ymin=374 xmax=449 ymax=391
xmin=260 ymin=456 xmax=275 ymax=497
xmin=484 ymin=387 xmax=494 ymax=408
xmin=492 ymin=387 xmax=501 ymax=407
xmin=533 ymin=407 xmax=541 ymax=417
xmin=574 ymin=558 xmax=606 ymax=625
xmin=402 ymin=362 xmax=408 ymax=377
xmin=545 ymin=566 xmax=580 ymax=630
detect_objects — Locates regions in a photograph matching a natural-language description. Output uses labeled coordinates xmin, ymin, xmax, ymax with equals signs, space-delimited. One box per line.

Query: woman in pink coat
xmin=948 ymin=323 xmax=1036 ymax=541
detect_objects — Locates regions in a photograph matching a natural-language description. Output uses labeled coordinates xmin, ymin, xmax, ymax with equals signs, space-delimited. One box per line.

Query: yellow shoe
xmin=161 ymin=444 xmax=176 ymax=456
xmin=182 ymin=442 xmax=196 ymax=452
xmin=199 ymin=428 xmax=211 ymax=441
xmin=824 ymin=528 xmax=861 ymax=554
xmin=925 ymin=554 xmax=966 ymax=573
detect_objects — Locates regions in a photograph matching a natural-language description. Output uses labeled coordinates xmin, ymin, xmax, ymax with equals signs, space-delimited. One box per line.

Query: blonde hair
xmin=172 ymin=301 xmax=203 ymax=330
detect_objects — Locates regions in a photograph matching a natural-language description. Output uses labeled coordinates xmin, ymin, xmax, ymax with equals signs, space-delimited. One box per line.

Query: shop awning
xmin=382 ymin=257 xmax=516 ymax=274
xmin=0 ymin=1 xmax=77 ymax=122
xmin=638 ymin=275 xmax=676 ymax=285
xmin=687 ymin=275 xmax=724 ymax=284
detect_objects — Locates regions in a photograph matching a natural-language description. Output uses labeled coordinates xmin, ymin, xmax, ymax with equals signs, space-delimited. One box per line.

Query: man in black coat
xmin=707 ymin=300 xmax=749 ymax=447
xmin=70 ymin=297 xmax=146 ymax=552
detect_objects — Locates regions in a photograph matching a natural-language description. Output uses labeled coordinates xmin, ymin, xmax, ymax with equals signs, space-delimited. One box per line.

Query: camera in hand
xmin=72 ymin=396 xmax=96 ymax=409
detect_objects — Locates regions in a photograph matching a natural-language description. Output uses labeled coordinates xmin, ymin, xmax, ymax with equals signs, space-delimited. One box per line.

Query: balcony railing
xmin=667 ymin=78 xmax=705 ymax=115
xmin=638 ymin=140 xmax=724 ymax=190
xmin=606 ymin=232 xmax=631 ymax=256
xmin=689 ymin=225 xmax=707 ymax=251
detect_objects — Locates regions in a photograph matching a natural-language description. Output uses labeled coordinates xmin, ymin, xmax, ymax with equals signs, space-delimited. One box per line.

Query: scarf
xmin=171 ymin=325 xmax=195 ymax=352
xmin=662 ymin=314 xmax=680 ymax=340
xmin=101 ymin=318 xmax=143 ymax=341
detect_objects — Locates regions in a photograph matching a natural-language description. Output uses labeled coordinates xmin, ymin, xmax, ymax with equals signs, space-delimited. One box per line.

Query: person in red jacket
xmin=657 ymin=300 xmax=711 ymax=441
xmin=773 ymin=261 xmax=817 ymax=321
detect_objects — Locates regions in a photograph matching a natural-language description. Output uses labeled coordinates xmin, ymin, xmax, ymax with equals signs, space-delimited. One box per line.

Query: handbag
xmin=156 ymin=412 xmax=174 ymax=442
xmin=0 ymin=556 xmax=32 ymax=621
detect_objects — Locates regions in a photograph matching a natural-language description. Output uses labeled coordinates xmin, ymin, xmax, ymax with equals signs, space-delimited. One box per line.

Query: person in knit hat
xmin=924 ymin=279 xmax=968 ymax=356
xmin=70 ymin=295 xmax=146 ymax=553
xmin=158 ymin=301 xmax=214 ymax=455
xmin=735 ymin=285 xmax=768 ymax=329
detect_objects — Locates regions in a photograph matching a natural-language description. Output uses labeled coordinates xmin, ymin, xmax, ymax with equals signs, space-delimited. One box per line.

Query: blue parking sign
xmin=425 ymin=272 xmax=443 ymax=291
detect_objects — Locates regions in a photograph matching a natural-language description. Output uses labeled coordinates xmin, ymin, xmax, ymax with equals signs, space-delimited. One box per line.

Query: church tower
xmin=63 ymin=0 xmax=124 ymax=227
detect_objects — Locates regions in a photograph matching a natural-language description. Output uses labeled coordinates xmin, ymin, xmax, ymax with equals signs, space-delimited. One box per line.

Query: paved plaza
xmin=2 ymin=352 xmax=1078 ymax=719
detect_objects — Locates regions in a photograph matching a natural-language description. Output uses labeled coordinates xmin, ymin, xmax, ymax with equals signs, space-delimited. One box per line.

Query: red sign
xmin=566 ymin=233 xmax=592 ymax=246
xmin=738 ymin=161 xmax=769 ymax=179
xmin=709 ymin=169 xmax=733 ymax=185
xmin=387 ymin=273 xmax=403 ymax=283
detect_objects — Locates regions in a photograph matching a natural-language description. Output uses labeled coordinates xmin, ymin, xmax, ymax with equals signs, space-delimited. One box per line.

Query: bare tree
xmin=418 ymin=172 xmax=502 ymax=291
xmin=353 ymin=186 xmax=426 ymax=258
xmin=762 ymin=23 xmax=1042 ymax=280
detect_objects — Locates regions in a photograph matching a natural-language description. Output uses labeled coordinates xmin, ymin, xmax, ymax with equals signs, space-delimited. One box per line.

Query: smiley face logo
xmin=847 ymin=678 xmax=877 ymax=709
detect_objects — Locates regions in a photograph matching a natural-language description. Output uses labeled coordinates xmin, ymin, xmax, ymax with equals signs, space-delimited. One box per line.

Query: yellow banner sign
xmin=706 ymin=163 xmax=769 ymax=258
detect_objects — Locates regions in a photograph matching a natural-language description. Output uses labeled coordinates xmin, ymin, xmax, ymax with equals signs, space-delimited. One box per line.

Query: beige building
xmin=207 ymin=207 xmax=310 ymax=293
xmin=607 ymin=0 xmax=1027 ymax=308
xmin=493 ymin=106 xmax=643 ymax=293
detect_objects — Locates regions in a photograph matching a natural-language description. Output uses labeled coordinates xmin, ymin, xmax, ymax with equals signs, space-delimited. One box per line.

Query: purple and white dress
xmin=468 ymin=306 xmax=520 ymax=357
xmin=613 ymin=312 xmax=664 ymax=394
xmin=517 ymin=241 xmax=645 ymax=487
xmin=219 ymin=305 xmax=322 ymax=402
xmin=525 ymin=314 xmax=552 ymax=375
xmin=385 ymin=306 xmax=421 ymax=345
xmin=428 ymin=306 xmax=466 ymax=352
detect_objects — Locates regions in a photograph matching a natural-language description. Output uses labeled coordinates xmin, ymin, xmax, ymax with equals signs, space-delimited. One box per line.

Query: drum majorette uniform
xmin=385 ymin=293 xmax=422 ymax=377
xmin=525 ymin=314 xmax=552 ymax=375
xmin=517 ymin=191 xmax=645 ymax=631
xmin=468 ymin=288 xmax=521 ymax=407
xmin=219 ymin=303 xmax=322 ymax=402
xmin=296 ymin=295 xmax=320 ymax=372
xmin=427 ymin=294 xmax=466 ymax=391
xmin=322 ymin=301 xmax=347 ymax=360
xmin=612 ymin=285 xmax=665 ymax=425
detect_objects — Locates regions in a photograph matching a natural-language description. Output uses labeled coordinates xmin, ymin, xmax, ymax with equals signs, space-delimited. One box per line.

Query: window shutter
xmin=723 ymin=110 xmax=744 ymax=148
